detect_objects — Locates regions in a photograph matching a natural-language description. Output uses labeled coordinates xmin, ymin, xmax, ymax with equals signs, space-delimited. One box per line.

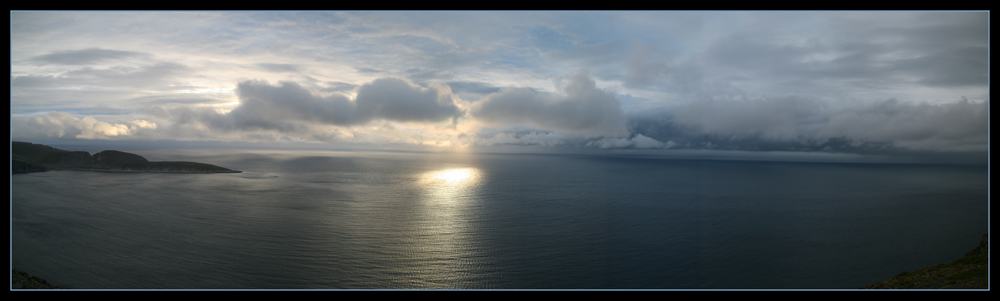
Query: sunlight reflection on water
xmin=427 ymin=168 xmax=480 ymax=186
xmin=397 ymin=167 xmax=486 ymax=287
xmin=11 ymin=151 xmax=987 ymax=289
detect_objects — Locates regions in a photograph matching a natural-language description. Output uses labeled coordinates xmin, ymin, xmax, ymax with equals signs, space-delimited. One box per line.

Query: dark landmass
xmin=11 ymin=141 xmax=241 ymax=174
xmin=12 ymin=159 xmax=49 ymax=174
xmin=11 ymin=269 xmax=66 ymax=289
xmin=859 ymin=234 xmax=988 ymax=289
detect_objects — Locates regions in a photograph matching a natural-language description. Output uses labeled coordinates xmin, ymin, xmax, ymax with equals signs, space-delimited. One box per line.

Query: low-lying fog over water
xmin=11 ymin=149 xmax=988 ymax=289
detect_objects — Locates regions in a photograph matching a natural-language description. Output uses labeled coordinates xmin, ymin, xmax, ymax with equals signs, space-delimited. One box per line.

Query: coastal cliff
xmin=11 ymin=141 xmax=241 ymax=174
xmin=859 ymin=234 xmax=988 ymax=289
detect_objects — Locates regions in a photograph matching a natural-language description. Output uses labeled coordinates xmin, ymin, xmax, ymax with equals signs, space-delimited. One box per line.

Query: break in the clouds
xmin=10 ymin=11 xmax=988 ymax=158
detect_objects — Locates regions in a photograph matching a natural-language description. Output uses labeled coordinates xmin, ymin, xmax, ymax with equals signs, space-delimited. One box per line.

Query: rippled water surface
xmin=11 ymin=150 xmax=989 ymax=289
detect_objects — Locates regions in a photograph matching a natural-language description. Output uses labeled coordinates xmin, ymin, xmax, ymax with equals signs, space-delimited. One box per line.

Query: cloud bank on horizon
xmin=11 ymin=11 xmax=988 ymax=155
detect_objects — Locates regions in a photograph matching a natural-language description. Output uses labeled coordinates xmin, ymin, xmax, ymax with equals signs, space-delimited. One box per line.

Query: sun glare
xmin=421 ymin=167 xmax=482 ymax=189
xmin=432 ymin=168 xmax=475 ymax=184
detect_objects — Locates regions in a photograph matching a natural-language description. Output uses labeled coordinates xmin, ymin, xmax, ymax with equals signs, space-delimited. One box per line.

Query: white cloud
xmin=471 ymin=71 xmax=628 ymax=138
xmin=13 ymin=112 xmax=157 ymax=140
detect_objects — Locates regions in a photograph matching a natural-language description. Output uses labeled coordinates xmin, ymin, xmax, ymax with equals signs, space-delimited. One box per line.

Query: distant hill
xmin=11 ymin=141 xmax=241 ymax=174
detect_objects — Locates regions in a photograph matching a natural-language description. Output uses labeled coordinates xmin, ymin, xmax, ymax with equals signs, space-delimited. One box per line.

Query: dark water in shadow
xmin=11 ymin=150 xmax=988 ymax=289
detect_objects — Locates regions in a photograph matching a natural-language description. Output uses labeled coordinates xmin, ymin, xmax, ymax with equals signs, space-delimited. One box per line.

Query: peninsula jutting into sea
xmin=11 ymin=141 xmax=241 ymax=174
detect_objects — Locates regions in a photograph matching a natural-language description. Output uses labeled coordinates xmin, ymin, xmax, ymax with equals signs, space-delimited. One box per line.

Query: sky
xmin=10 ymin=11 xmax=989 ymax=160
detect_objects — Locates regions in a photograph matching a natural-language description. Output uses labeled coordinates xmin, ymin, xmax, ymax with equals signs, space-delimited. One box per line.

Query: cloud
xmin=671 ymin=95 xmax=826 ymax=140
xmin=700 ymin=12 xmax=988 ymax=99
xmin=548 ymin=39 xmax=628 ymax=64
xmin=230 ymin=80 xmax=359 ymax=128
xmin=9 ymin=12 xmax=986 ymax=157
xmin=528 ymin=25 xmax=579 ymax=52
xmin=444 ymin=82 xmax=499 ymax=95
xmin=627 ymin=96 xmax=988 ymax=153
xmin=474 ymin=131 xmax=567 ymax=147
xmin=13 ymin=112 xmax=156 ymax=140
xmin=129 ymin=95 xmax=233 ymax=106
xmin=471 ymin=70 xmax=628 ymax=137
xmin=319 ymin=81 xmax=359 ymax=93
xmin=12 ymin=62 xmax=189 ymax=89
xmin=404 ymin=68 xmax=456 ymax=82
xmin=355 ymin=67 xmax=383 ymax=73
xmin=144 ymin=77 xmax=465 ymax=138
xmin=31 ymin=48 xmax=151 ymax=65
xmin=819 ymin=97 xmax=988 ymax=151
xmin=354 ymin=77 xmax=464 ymax=124
xmin=892 ymin=46 xmax=988 ymax=87
xmin=588 ymin=134 xmax=668 ymax=149
xmin=256 ymin=63 xmax=301 ymax=73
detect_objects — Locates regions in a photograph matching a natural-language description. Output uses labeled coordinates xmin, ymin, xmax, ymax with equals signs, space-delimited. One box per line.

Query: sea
xmin=10 ymin=148 xmax=989 ymax=289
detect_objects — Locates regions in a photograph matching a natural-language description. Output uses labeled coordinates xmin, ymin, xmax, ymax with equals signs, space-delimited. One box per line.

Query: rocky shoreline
xmin=11 ymin=269 xmax=65 ymax=289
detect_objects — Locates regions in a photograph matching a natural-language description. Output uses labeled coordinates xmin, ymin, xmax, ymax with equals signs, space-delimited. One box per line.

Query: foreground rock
xmin=11 ymin=141 xmax=241 ymax=174
xmin=859 ymin=234 xmax=988 ymax=289
xmin=11 ymin=269 xmax=66 ymax=289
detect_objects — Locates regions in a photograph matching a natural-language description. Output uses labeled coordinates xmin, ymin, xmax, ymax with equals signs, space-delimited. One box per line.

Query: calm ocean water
xmin=10 ymin=149 xmax=989 ymax=289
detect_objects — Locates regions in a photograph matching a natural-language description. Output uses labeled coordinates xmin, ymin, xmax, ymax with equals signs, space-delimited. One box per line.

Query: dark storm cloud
xmin=256 ymin=63 xmax=301 ymax=73
xmin=31 ymin=48 xmax=151 ymax=65
xmin=625 ymin=96 xmax=988 ymax=154
xmin=472 ymin=71 xmax=628 ymax=137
